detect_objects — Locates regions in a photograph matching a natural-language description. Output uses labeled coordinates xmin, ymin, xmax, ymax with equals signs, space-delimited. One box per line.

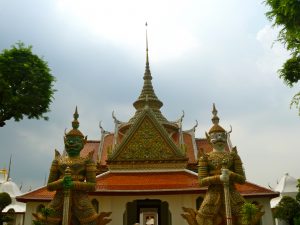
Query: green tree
xmin=241 ymin=202 xmax=259 ymax=225
xmin=274 ymin=196 xmax=300 ymax=225
xmin=32 ymin=207 xmax=54 ymax=225
xmin=265 ymin=0 xmax=300 ymax=113
xmin=0 ymin=42 xmax=55 ymax=127
xmin=0 ymin=192 xmax=12 ymax=225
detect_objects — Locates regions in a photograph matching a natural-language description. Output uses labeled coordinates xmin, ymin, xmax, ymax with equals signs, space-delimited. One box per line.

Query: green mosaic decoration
xmin=108 ymin=108 xmax=187 ymax=169
xmin=117 ymin=117 xmax=174 ymax=160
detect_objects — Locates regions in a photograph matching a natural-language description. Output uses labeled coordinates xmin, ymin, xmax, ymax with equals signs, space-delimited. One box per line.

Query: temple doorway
xmin=124 ymin=199 xmax=171 ymax=225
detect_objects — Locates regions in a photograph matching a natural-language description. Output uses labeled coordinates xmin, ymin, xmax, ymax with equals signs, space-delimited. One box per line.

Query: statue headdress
xmin=65 ymin=107 xmax=85 ymax=138
xmin=208 ymin=103 xmax=225 ymax=134
xmin=205 ymin=104 xmax=226 ymax=142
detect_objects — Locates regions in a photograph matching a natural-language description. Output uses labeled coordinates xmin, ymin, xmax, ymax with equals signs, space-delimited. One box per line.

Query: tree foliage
xmin=0 ymin=42 xmax=55 ymax=127
xmin=274 ymin=196 xmax=300 ymax=225
xmin=0 ymin=192 xmax=11 ymax=211
xmin=241 ymin=202 xmax=259 ymax=225
xmin=265 ymin=0 xmax=300 ymax=113
xmin=32 ymin=207 xmax=54 ymax=225
xmin=273 ymin=179 xmax=300 ymax=225
xmin=0 ymin=192 xmax=12 ymax=225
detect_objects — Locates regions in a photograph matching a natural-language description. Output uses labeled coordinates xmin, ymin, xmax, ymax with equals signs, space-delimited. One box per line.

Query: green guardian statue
xmin=33 ymin=108 xmax=111 ymax=225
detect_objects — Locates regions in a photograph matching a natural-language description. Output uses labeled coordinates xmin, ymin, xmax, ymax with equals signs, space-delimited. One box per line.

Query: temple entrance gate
xmin=124 ymin=199 xmax=171 ymax=225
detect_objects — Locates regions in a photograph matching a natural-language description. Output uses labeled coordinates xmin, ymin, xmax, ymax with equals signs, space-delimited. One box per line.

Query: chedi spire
xmin=133 ymin=23 xmax=163 ymax=111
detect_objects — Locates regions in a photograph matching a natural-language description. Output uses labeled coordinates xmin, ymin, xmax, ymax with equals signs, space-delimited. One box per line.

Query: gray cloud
xmin=0 ymin=0 xmax=299 ymax=191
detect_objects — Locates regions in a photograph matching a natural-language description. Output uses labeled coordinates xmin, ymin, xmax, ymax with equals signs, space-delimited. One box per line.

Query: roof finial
xmin=145 ymin=22 xmax=150 ymax=73
xmin=7 ymin=154 xmax=12 ymax=181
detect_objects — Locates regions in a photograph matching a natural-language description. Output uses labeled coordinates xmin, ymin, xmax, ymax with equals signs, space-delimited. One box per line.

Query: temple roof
xmin=17 ymin=170 xmax=278 ymax=202
xmin=79 ymin=134 xmax=210 ymax=169
xmin=0 ymin=177 xmax=26 ymax=213
xmin=274 ymin=173 xmax=298 ymax=194
xmin=80 ymin=140 xmax=100 ymax=162
xmin=0 ymin=178 xmax=22 ymax=197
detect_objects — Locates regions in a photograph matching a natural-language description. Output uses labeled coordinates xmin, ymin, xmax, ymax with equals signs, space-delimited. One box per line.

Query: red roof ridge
xmin=16 ymin=185 xmax=50 ymax=202
xmin=242 ymin=180 xmax=278 ymax=193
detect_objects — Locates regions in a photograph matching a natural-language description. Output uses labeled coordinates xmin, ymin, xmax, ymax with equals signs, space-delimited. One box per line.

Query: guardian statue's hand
xmin=220 ymin=168 xmax=229 ymax=183
xmin=63 ymin=175 xmax=74 ymax=189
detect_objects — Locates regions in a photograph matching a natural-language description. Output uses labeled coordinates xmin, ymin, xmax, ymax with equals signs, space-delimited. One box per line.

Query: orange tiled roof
xmin=80 ymin=140 xmax=100 ymax=162
xmin=196 ymin=138 xmax=212 ymax=154
xmin=17 ymin=170 xmax=278 ymax=202
xmin=96 ymin=170 xmax=200 ymax=192
xmin=183 ymin=133 xmax=197 ymax=164
xmin=99 ymin=134 xmax=114 ymax=166
xmin=17 ymin=186 xmax=53 ymax=202
xmin=235 ymin=182 xmax=278 ymax=197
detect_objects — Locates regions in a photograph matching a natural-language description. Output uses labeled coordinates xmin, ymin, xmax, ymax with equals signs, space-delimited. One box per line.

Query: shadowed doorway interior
xmin=124 ymin=199 xmax=171 ymax=225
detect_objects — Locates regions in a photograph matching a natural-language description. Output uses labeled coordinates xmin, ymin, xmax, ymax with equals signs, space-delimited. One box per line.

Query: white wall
xmin=23 ymin=202 xmax=47 ymax=225
xmin=23 ymin=195 xmax=275 ymax=225
xmin=90 ymin=193 xmax=199 ymax=225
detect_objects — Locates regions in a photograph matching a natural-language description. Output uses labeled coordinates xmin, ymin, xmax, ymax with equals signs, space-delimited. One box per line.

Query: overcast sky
xmin=0 ymin=0 xmax=299 ymax=191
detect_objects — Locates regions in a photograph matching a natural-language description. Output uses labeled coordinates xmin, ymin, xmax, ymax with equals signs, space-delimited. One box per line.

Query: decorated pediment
xmin=107 ymin=108 xmax=187 ymax=165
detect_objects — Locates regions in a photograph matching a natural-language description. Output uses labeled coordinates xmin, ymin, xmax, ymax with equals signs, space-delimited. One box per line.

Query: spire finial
xmin=145 ymin=22 xmax=150 ymax=70
xmin=65 ymin=106 xmax=84 ymax=138
xmin=208 ymin=103 xmax=225 ymax=134
xmin=72 ymin=106 xmax=79 ymax=129
xmin=211 ymin=103 xmax=220 ymax=125
xmin=7 ymin=154 xmax=12 ymax=181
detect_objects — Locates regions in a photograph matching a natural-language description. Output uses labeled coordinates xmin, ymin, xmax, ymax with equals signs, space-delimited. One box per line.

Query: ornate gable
xmin=107 ymin=108 xmax=188 ymax=170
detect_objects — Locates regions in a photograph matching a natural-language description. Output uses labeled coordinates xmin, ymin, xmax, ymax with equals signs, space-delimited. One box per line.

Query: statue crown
xmin=65 ymin=107 xmax=84 ymax=138
xmin=208 ymin=104 xmax=225 ymax=134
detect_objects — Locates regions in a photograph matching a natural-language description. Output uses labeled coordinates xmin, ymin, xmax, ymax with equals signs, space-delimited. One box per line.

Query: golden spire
xmin=128 ymin=23 xmax=174 ymax=127
xmin=132 ymin=23 xmax=164 ymax=112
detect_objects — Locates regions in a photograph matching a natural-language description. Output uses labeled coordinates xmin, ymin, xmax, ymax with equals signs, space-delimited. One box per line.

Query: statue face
xmin=210 ymin=132 xmax=226 ymax=151
xmin=65 ymin=136 xmax=84 ymax=157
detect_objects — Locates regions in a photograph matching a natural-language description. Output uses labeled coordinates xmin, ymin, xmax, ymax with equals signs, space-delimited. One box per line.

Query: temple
xmin=17 ymin=31 xmax=278 ymax=225
xmin=0 ymin=165 xmax=26 ymax=225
